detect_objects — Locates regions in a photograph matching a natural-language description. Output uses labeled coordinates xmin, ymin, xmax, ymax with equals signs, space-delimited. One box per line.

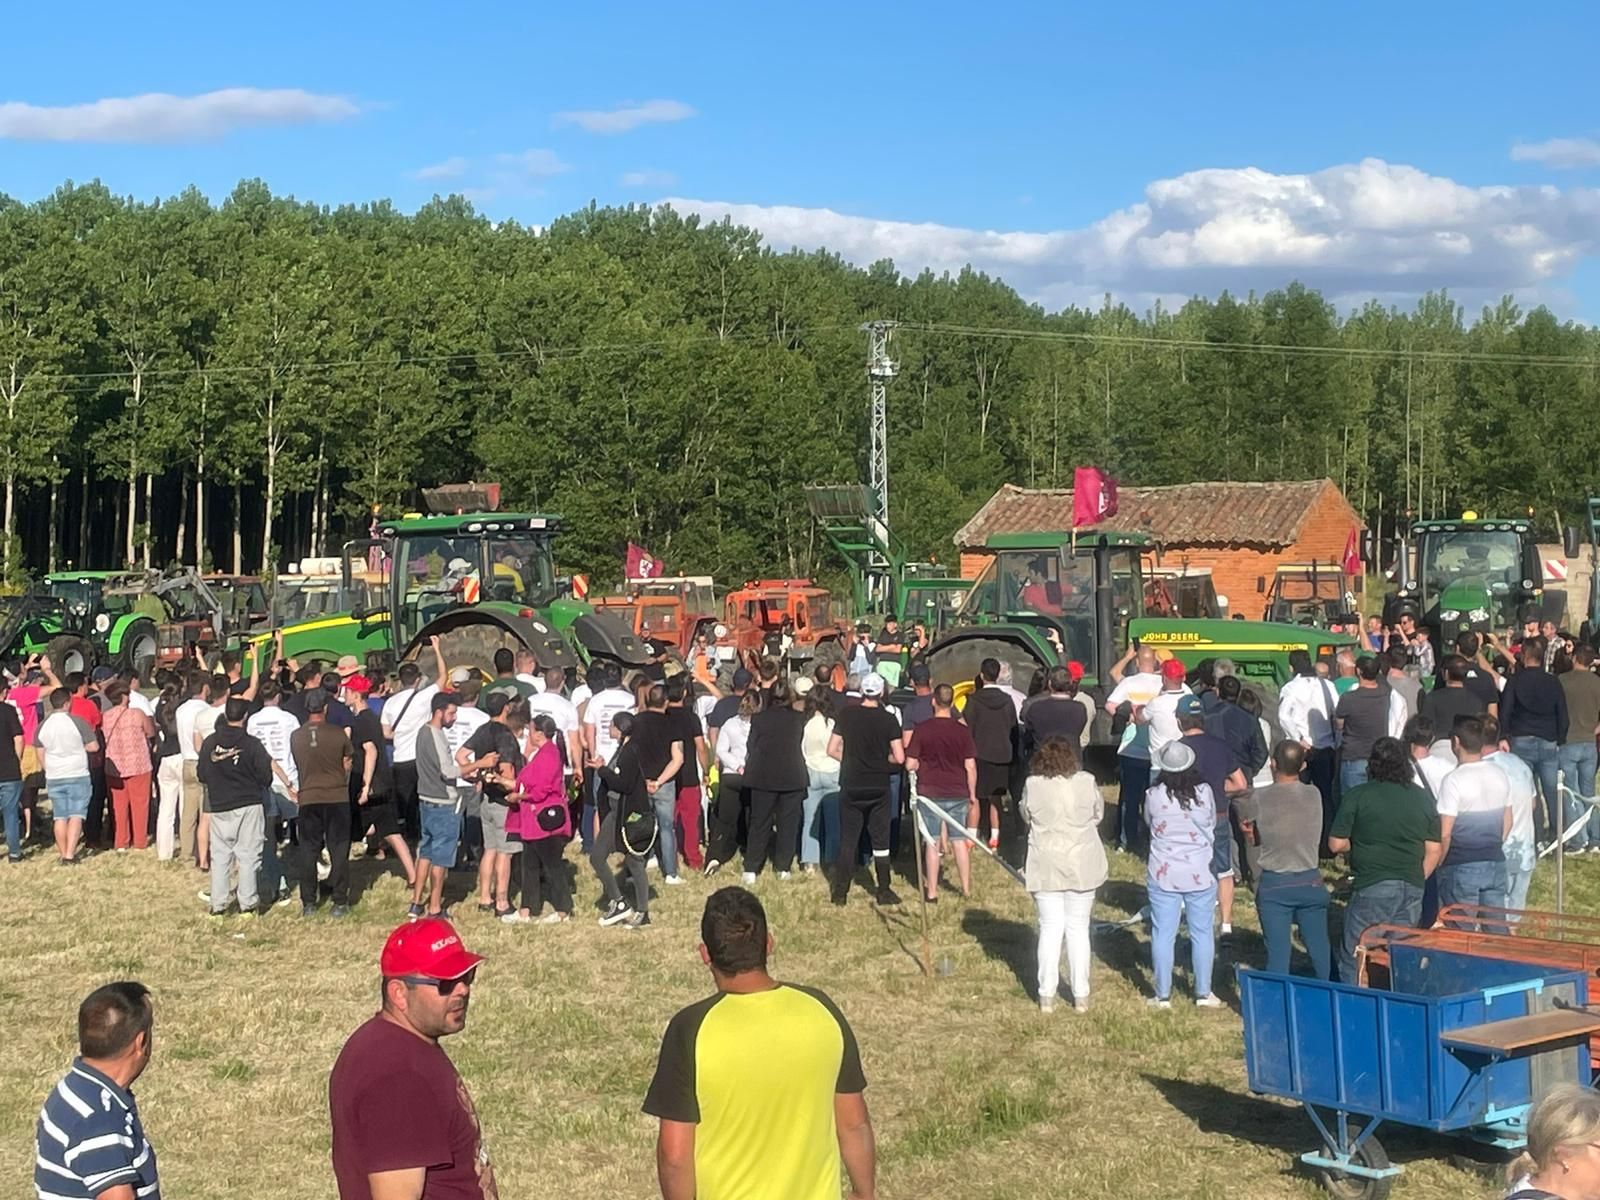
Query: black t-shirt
xmin=1422 ymin=686 xmax=1486 ymax=740
xmin=707 ymin=694 xmax=743 ymax=734
xmin=743 ymin=706 xmax=809 ymax=792
xmin=349 ymin=709 xmax=393 ymax=799
xmin=835 ymin=703 xmax=902 ymax=791
xmin=899 ymin=694 xmax=936 ymax=735
xmin=0 ymin=701 xmax=21 ymax=781
xmin=1020 ymin=695 xmax=1086 ymax=758
xmin=1462 ymin=667 xmax=1500 ymax=712
xmin=465 ymin=720 xmax=525 ymax=776
xmin=1335 ymin=686 xmax=1392 ymax=760
xmin=668 ymin=706 xmax=703 ymax=788
xmin=1186 ymin=732 xmax=1235 ymax=818
xmin=631 ymin=710 xmax=682 ymax=782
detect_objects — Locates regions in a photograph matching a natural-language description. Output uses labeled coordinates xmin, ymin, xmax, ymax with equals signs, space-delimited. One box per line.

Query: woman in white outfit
xmin=1021 ymin=736 xmax=1107 ymax=1013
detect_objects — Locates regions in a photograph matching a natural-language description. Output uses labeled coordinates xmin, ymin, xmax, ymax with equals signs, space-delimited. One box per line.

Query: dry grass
xmin=3 ymin=812 xmax=1590 ymax=1199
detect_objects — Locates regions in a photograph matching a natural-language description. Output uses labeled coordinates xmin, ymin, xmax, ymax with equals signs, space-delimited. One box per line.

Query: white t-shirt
xmin=1437 ymin=759 xmax=1512 ymax=862
xmin=516 ymin=672 xmax=547 ymax=694
xmin=446 ymin=704 xmax=490 ymax=762
xmin=193 ymin=704 xmax=224 ymax=754
xmin=1141 ymin=687 xmax=1191 ymax=759
xmin=39 ymin=711 xmax=92 ymax=780
xmin=128 ymin=690 xmax=156 ymax=718
xmin=382 ymin=684 xmax=439 ymax=764
xmin=716 ymin=716 xmax=751 ymax=774
xmin=528 ymin=692 xmax=579 ymax=774
xmin=175 ymin=697 xmax=210 ymax=763
xmin=1487 ymin=750 xmax=1538 ymax=851
xmin=571 ymin=683 xmax=593 ymax=710
xmin=247 ymin=705 xmax=301 ymax=786
xmin=1106 ymin=670 xmax=1163 ymax=757
xmin=583 ymin=687 xmax=636 ymax=762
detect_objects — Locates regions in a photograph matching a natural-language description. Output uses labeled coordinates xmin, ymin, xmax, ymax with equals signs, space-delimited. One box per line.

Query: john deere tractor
xmin=924 ymin=530 xmax=1354 ymax=746
xmin=264 ymin=511 xmax=649 ymax=682
xmin=1384 ymin=513 xmax=1543 ymax=651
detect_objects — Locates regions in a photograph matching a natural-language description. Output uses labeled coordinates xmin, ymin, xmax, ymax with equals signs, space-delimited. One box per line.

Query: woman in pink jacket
xmin=505 ymin=714 xmax=573 ymax=924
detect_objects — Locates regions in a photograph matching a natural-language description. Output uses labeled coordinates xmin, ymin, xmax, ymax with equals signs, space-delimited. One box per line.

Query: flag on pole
xmin=626 ymin=542 xmax=665 ymax=580
xmin=1072 ymin=466 xmax=1119 ymax=528
xmin=1342 ymin=527 xmax=1362 ymax=578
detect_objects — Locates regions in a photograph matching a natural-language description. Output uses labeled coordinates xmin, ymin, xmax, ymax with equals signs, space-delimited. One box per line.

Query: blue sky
xmin=5 ymin=2 xmax=1599 ymax=318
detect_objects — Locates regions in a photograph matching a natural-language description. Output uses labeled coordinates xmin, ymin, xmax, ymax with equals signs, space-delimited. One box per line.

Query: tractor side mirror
xmin=555 ymin=575 xmax=574 ymax=599
xmin=351 ymin=596 xmax=368 ymax=621
xmin=1563 ymin=524 xmax=1581 ymax=559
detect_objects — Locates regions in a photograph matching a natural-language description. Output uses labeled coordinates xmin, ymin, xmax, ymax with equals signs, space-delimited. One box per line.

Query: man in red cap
xmin=1136 ymin=657 xmax=1192 ymax=764
xmin=329 ymin=918 xmax=496 ymax=1199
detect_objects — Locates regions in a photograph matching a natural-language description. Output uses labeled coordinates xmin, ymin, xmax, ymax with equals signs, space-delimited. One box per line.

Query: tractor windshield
xmin=956 ymin=550 xmax=1098 ymax=664
xmin=1420 ymin=528 xmax=1523 ymax=630
xmin=484 ymin=533 xmax=556 ymax=607
xmin=397 ymin=534 xmax=483 ymax=640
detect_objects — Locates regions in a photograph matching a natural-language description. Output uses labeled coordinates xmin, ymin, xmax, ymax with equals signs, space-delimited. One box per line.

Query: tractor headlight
xmin=1469 ymin=608 xmax=1490 ymax=624
xmin=713 ymin=623 xmax=728 ymax=640
xmin=94 ymin=613 xmax=110 ymax=634
xmin=1439 ymin=609 xmax=1460 ymax=622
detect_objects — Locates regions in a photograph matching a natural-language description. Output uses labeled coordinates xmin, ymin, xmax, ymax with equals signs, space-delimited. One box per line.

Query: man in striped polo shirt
xmin=35 ymin=981 xmax=159 ymax=1200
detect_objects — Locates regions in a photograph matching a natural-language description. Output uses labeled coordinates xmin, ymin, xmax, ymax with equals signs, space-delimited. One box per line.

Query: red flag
xmin=1342 ymin=528 xmax=1362 ymax=577
xmin=1072 ymin=466 xmax=1119 ymax=528
xmin=626 ymin=542 xmax=665 ymax=580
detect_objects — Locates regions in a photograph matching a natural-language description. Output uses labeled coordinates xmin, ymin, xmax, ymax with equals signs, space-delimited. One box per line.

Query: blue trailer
xmin=1240 ymin=944 xmax=1600 ymax=1199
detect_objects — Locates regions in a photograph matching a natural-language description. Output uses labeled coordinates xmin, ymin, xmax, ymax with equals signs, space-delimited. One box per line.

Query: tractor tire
xmin=811 ymin=639 xmax=844 ymax=672
xmin=119 ymin=619 xmax=158 ymax=686
xmin=46 ymin=634 xmax=94 ymax=679
xmin=925 ymin=635 xmax=1052 ymax=693
xmin=411 ymin=622 xmax=523 ymax=685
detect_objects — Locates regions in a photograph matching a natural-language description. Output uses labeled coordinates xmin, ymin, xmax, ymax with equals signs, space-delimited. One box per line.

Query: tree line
xmin=2 ymin=178 xmax=1597 ymax=590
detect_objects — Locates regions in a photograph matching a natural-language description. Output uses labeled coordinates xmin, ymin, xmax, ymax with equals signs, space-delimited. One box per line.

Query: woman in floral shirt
xmin=1144 ymin=739 xmax=1220 ymax=1009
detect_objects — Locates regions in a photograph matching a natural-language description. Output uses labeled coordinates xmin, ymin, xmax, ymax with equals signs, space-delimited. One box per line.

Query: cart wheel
xmin=1317 ymin=1129 xmax=1393 ymax=1200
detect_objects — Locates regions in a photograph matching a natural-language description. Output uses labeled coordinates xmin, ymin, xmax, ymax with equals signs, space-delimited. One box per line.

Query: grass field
xmin=3 ymin=811 xmax=1594 ymax=1200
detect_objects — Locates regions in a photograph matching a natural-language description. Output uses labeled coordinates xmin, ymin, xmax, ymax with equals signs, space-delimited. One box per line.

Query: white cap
xmin=449 ymin=666 xmax=476 ymax=684
xmin=861 ymin=673 xmax=886 ymax=697
xmin=792 ymin=676 xmax=815 ymax=697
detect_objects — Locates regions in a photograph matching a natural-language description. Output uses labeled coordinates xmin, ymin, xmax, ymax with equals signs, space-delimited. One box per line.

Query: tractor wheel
xmin=1316 ymin=1128 xmax=1393 ymax=1200
xmin=46 ymin=634 xmax=94 ymax=678
xmin=925 ymin=635 xmax=1051 ymax=692
xmin=412 ymin=621 xmax=523 ymax=685
xmin=119 ymin=619 xmax=158 ymax=686
xmin=811 ymin=639 xmax=844 ymax=671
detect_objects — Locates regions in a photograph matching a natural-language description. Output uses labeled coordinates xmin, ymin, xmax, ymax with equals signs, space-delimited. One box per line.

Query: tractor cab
xmin=1387 ymin=515 xmax=1541 ymax=645
xmin=719 ymin=580 xmax=848 ymax=668
xmin=1263 ymin=562 xmax=1352 ymax=628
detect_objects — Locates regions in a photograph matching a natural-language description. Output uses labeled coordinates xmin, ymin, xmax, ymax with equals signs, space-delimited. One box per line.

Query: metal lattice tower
xmin=862 ymin=320 xmax=899 ymax=608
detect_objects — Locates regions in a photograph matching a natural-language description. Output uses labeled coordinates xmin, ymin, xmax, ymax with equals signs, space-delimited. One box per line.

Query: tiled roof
xmin=955 ymin=479 xmax=1348 ymax=549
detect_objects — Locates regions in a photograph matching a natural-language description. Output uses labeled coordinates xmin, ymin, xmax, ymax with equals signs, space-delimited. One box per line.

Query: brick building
xmin=954 ymin=479 xmax=1364 ymax=620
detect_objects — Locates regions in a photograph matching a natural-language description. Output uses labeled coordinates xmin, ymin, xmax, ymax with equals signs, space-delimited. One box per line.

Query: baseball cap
xmin=861 ymin=673 xmax=886 ymax=697
xmin=344 ymin=674 xmax=373 ymax=695
xmin=792 ymin=676 xmax=815 ymax=697
xmin=1066 ymin=660 xmax=1085 ymax=683
xmin=1160 ymin=658 xmax=1187 ymax=682
xmin=336 ymin=654 xmax=362 ymax=677
xmin=731 ymin=667 xmax=754 ymax=689
xmin=90 ymin=666 xmax=115 ymax=683
xmin=1176 ymin=694 xmax=1204 ymax=718
xmin=448 ymin=666 xmax=476 ymax=685
xmin=380 ymin=918 xmax=483 ymax=981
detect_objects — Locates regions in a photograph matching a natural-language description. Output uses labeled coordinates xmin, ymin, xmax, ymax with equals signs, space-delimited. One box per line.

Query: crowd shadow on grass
xmin=961 ymin=908 xmax=1037 ymax=997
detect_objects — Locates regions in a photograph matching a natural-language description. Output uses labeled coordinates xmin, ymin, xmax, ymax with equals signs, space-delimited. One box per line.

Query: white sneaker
xmin=1039 ymin=997 xmax=1055 ymax=1014
xmin=1146 ymin=997 xmax=1172 ymax=1010
xmin=663 ymin=874 xmax=686 ymax=886
xmin=500 ymin=911 xmax=530 ymax=924
xmin=777 ymin=870 xmax=792 ymax=881
xmin=197 ymin=889 xmax=211 ymax=903
xmin=1195 ymin=995 xmax=1225 ymax=1009
xmin=537 ymin=912 xmax=569 ymax=924
xmin=1073 ymin=999 xmax=1090 ymax=1013
xmin=646 ymin=859 xmax=660 ymax=874
xmin=703 ymin=859 xmax=722 ymax=877
xmin=740 ymin=871 xmax=757 ymax=884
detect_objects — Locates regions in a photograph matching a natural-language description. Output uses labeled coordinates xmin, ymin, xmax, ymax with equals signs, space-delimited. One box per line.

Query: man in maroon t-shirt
xmin=905 ymin=685 xmax=979 ymax=902
xmin=329 ymin=919 xmax=497 ymax=1199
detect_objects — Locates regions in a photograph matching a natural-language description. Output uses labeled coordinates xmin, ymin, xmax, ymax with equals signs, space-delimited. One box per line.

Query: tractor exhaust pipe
xmin=1093 ymin=536 xmax=1116 ymax=684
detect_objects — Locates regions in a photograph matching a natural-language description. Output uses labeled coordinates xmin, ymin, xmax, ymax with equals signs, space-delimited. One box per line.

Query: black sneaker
xmin=830 ymin=892 xmax=849 ymax=908
xmin=330 ymin=905 xmax=351 ymax=919
xmin=300 ymin=903 xmax=316 ymax=917
xmin=624 ymin=912 xmax=652 ymax=930
xmin=875 ymin=888 xmax=903 ymax=907
xmin=599 ymin=899 xmax=634 ymax=927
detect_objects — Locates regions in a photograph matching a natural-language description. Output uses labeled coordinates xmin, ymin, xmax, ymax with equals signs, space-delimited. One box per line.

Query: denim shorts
xmin=417 ymin=800 xmax=461 ymax=868
xmin=918 ymin=796 xmax=971 ymax=843
xmin=48 ymin=776 xmax=92 ymax=821
xmin=1210 ymin=814 xmax=1234 ymax=878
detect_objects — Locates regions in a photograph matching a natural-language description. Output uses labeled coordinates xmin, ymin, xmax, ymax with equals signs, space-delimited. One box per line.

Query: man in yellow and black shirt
xmin=643 ymin=887 xmax=876 ymax=1200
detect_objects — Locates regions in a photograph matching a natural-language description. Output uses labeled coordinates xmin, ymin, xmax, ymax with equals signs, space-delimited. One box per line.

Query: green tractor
xmin=924 ymin=530 xmax=1354 ymax=745
xmin=1383 ymin=514 xmax=1544 ymax=651
xmin=262 ymin=512 xmax=650 ymax=682
xmin=40 ymin=571 xmax=170 ymax=678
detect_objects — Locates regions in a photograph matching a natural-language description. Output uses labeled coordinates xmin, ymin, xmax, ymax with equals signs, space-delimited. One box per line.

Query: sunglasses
xmin=396 ymin=968 xmax=476 ymax=995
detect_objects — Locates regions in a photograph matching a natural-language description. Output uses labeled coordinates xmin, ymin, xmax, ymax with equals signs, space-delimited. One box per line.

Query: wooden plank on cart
xmin=1441 ymin=1009 xmax=1600 ymax=1056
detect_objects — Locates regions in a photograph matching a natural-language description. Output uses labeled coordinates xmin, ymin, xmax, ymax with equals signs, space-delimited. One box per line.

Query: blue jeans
xmin=803 ymin=768 xmax=839 ymax=865
xmin=1148 ymin=879 xmax=1217 ymax=1001
xmin=1438 ymin=858 xmax=1508 ymax=931
xmin=1338 ymin=878 xmax=1423 ymax=985
xmin=1338 ymin=757 xmax=1369 ymax=794
xmin=1118 ymin=755 xmax=1151 ymax=851
xmin=1558 ymin=742 xmax=1599 ymax=849
xmin=651 ymin=783 xmax=678 ymax=875
xmin=0 ymin=779 xmax=20 ymax=858
xmin=1257 ymin=868 xmax=1331 ymax=979
xmin=1511 ymin=736 xmax=1561 ymax=841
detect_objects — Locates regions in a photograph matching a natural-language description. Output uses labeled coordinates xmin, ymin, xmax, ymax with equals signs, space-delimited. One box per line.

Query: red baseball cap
xmin=1160 ymin=658 xmax=1187 ymax=681
xmin=343 ymin=674 xmax=373 ymax=695
xmin=380 ymin=918 xmax=483 ymax=980
xmin=1066 ymin=660 xmax=1085 ymax=683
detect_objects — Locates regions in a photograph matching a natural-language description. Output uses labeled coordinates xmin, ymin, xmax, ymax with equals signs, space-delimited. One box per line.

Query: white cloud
xmin=664 ymin=158 xmax=1600 ymax=313
xmin=496 ymin=148 xmax=572 ymax=179
xmin=0 ymin=88 xmax=359 ymax=143
xmin=1512 ymin=137 xmax=1600 ymax=169
xmin=554 ymin=99 xmax=695 ymax=135
xmin=412 ymin=156 xmax=468 ymax=181
xmin=620 ymin=168 xmax=678 ymax=189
